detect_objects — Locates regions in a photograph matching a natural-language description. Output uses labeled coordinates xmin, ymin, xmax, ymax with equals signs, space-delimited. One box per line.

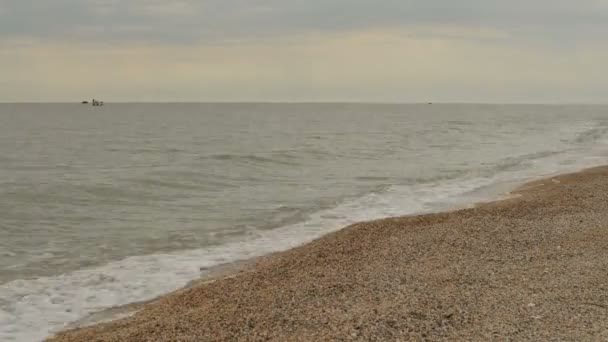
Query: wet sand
xmin=49 ymin=167 xmax=608 ymax=341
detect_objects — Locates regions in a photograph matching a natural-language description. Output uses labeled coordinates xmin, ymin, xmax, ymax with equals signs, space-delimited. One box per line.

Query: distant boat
xmin=81 ymin=101 xmax=89 ymax=104
xmin=91 ymin=99 xmax=104 ymax=107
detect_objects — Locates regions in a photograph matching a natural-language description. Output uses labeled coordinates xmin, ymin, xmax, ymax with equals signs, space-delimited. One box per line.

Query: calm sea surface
xmin=1 ymin=103 xmax=608 ymax=340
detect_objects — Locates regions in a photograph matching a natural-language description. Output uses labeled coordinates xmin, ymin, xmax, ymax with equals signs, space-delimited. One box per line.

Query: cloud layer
xmin=1 ymin=1 xmax=608 ymax=102
xmin=3 ymin=0 xmax=608 ymax=45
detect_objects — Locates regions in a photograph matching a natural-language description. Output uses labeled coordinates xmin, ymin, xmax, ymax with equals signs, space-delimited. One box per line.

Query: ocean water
xmin=1 ymin=103 xmax=608 ymax=341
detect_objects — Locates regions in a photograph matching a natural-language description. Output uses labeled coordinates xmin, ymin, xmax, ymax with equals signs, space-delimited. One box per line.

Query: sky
xmin=1 ymin=0 xmax=607 ymax=103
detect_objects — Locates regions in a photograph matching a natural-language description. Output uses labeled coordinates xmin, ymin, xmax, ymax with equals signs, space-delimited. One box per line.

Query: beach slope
xmin=50 ymin=167 xmax=608 ymax=341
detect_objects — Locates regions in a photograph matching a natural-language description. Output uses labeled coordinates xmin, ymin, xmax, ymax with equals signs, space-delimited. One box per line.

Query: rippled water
xmin=1 ymin=103 xmax=608 ymax=341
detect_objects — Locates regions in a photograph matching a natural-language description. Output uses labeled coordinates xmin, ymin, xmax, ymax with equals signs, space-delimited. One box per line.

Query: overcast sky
xmin=1 ymin=0 xmax=607 ymax=102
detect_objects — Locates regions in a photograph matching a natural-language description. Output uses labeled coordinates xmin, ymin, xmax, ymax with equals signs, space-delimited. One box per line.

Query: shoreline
xmin=63 ymin=258 xmax=260 ymax=331
xmin=50 ymin=166 xmax=608 ymax=341
xmin=58 ymin=174 xmax=531 ymax=331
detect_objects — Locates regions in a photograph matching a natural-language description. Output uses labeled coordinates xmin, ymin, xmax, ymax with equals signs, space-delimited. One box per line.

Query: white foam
xmin=2 ymin=138 xmax=608 ymax=341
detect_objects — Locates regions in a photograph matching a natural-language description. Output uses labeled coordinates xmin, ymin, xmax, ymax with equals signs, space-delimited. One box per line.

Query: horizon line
xmin=2 ymin=101 xmax=608 ymax=105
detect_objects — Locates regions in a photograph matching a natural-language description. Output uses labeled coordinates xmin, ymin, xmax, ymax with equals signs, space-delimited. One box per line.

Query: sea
xmin=1 ymin=103 xmax=608 ymax=341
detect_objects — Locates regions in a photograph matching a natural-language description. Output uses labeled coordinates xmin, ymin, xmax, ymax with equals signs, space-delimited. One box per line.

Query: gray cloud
xmin=1 ymin=0 xmax=607 ymax=45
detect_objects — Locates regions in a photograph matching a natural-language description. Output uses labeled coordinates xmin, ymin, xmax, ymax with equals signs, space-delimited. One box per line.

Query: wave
xmin=204 ymin=153 xmax=302 ymax=166
xmin=105 ymin=147 xmax=185 ymax=154
xmin=574 ymin=124 xmax=608 ymax=145
xmin=491 ymin=150 xmax=564 ymax=173
xmin=403 ymin=150 xmax=566 ymax=186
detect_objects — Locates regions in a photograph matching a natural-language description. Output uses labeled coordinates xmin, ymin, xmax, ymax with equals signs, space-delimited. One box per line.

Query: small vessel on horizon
xmin=91 ymin=99 xmax=104 ymax=107
xmin=81 ymin=99 xmax=104 ymax=106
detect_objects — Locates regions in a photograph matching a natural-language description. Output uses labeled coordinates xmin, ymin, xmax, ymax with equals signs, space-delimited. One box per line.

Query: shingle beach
xmin=50 ymin=167 xmax=608 ymax=341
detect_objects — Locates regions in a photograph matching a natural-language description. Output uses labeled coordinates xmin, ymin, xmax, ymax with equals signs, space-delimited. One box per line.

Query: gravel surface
xmin=49 ymin=167 xmax=608 ymax=341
